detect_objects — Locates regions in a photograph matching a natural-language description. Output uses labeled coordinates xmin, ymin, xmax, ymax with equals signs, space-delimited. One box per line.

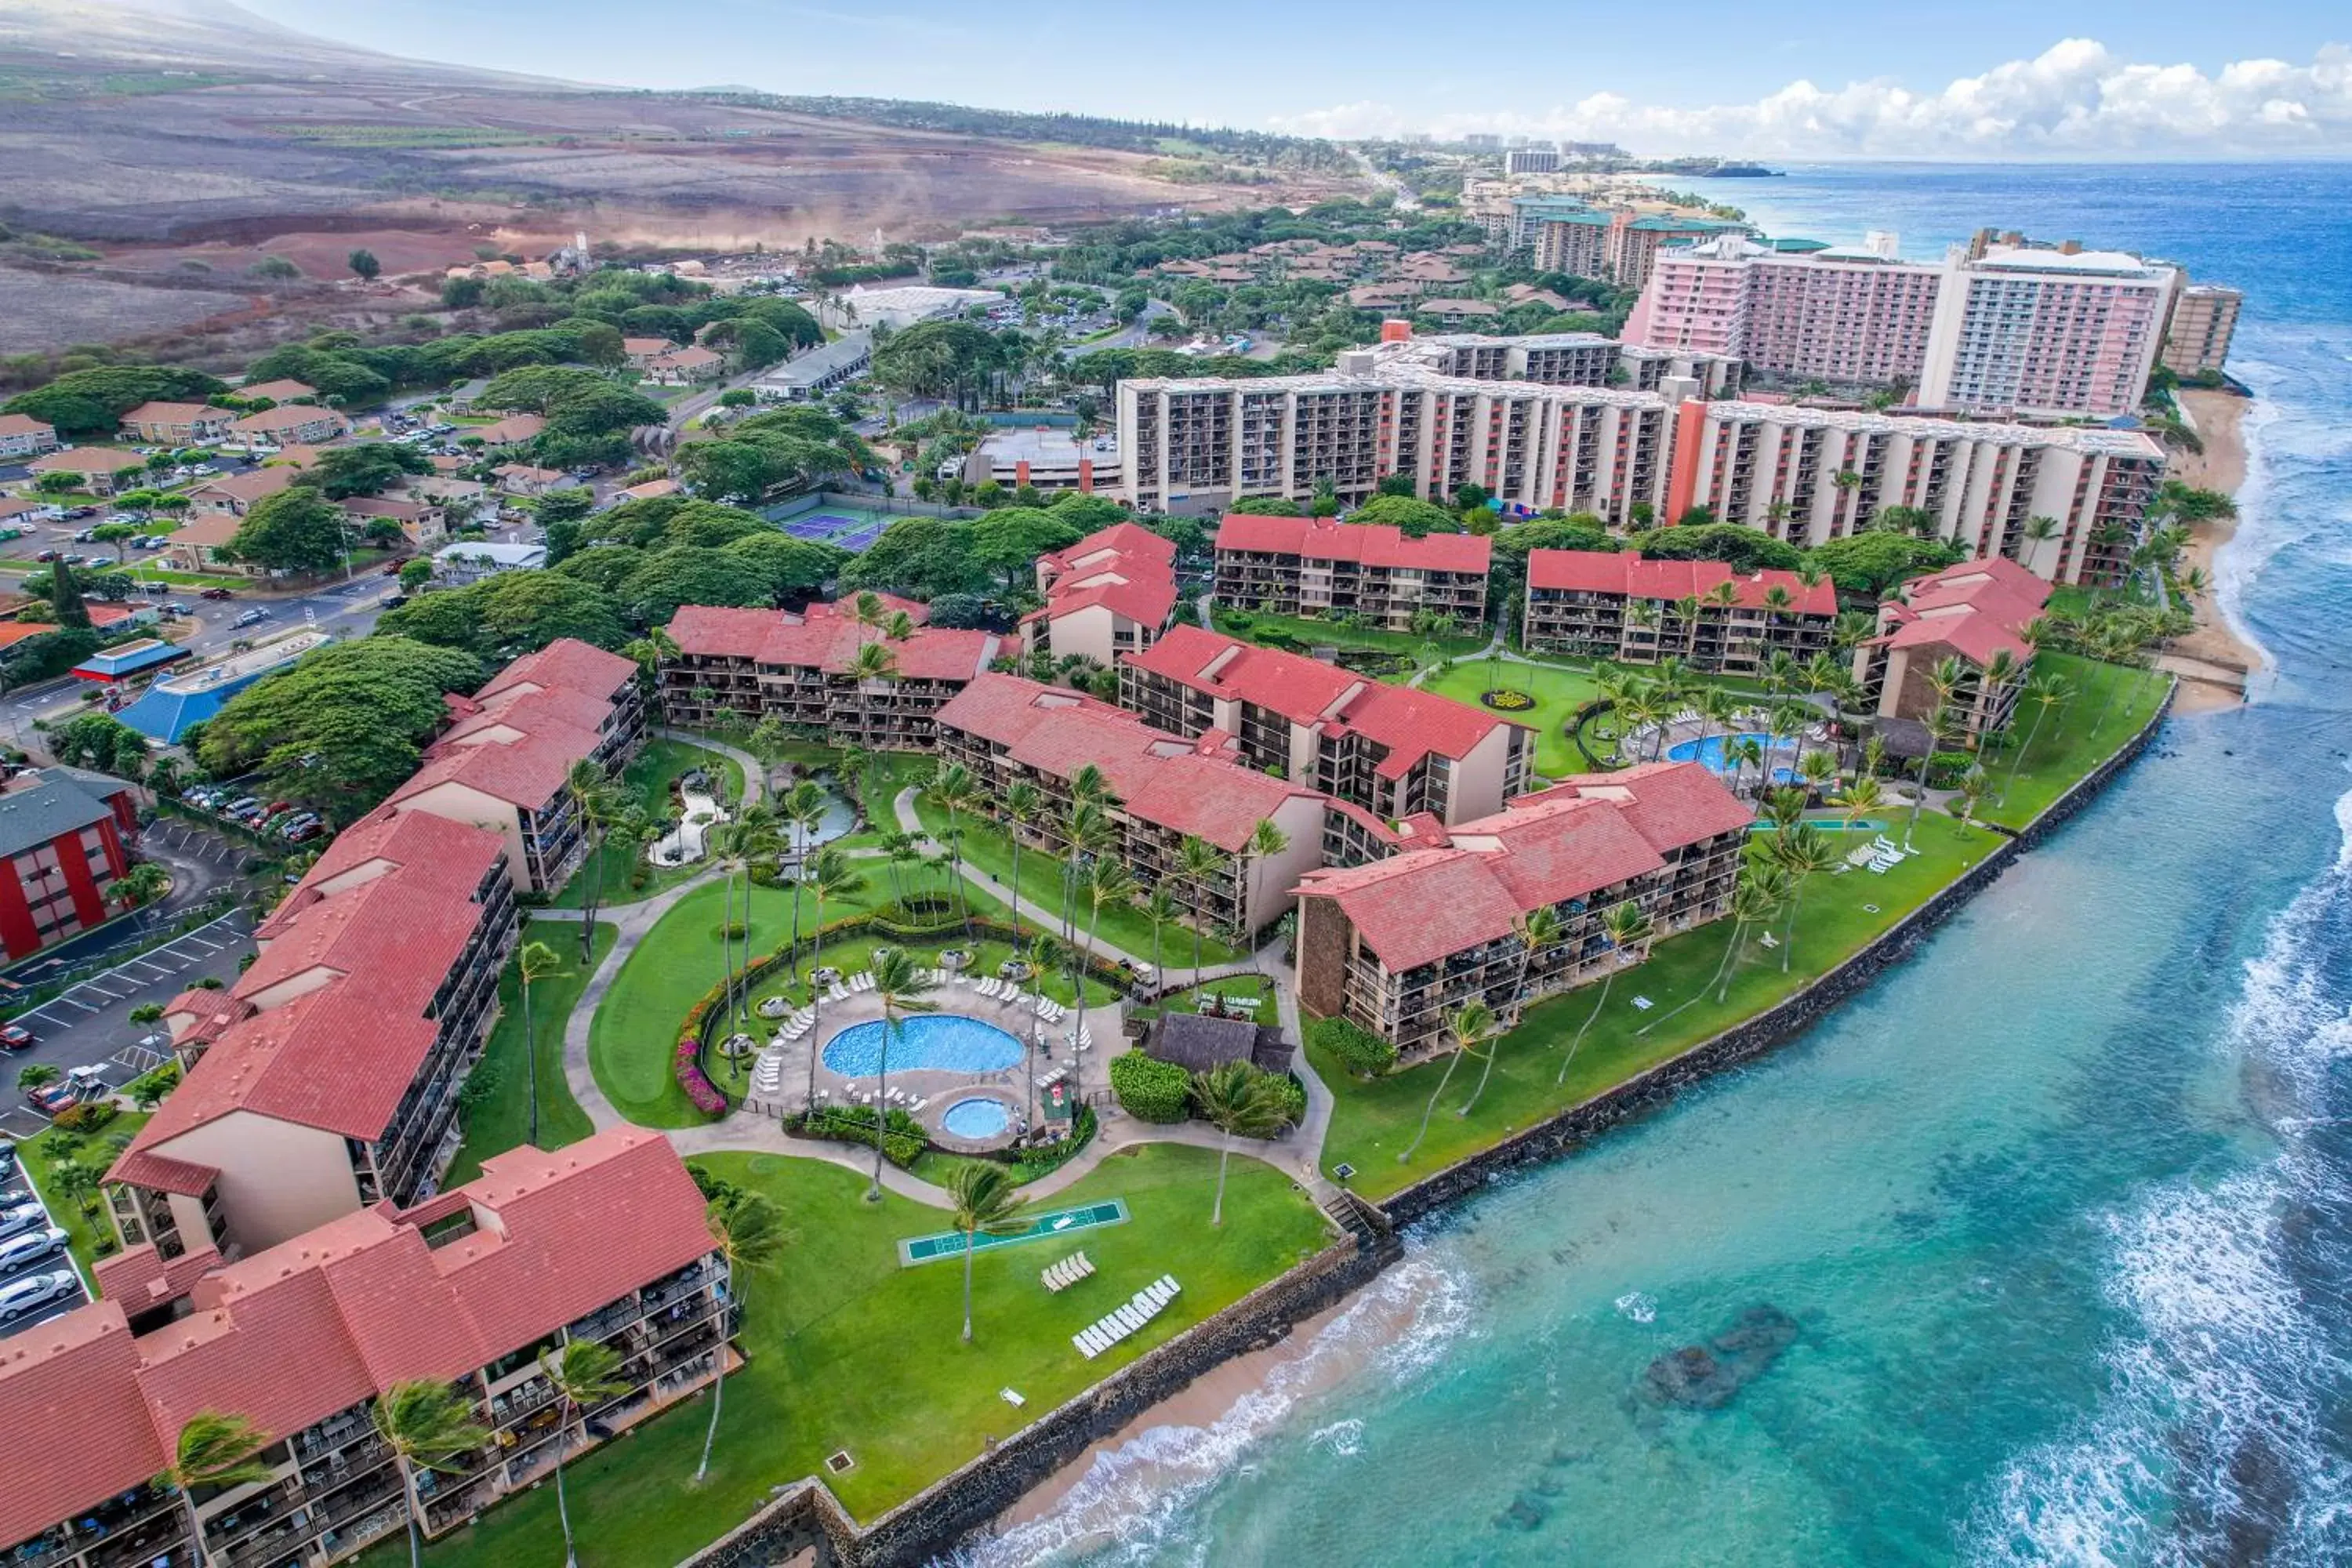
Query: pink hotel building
xmin=1625 ymin=234 xmax=2177 ymax=418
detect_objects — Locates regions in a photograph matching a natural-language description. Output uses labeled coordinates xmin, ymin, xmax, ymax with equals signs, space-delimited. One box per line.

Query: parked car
xmin=32 ymin=550 xmax=56 ymax=564
xmin=0 ymin=1024 xmax=33 ymax=1052
xmin=24 ymin=1082 xmax=77 ymax=1117
xmin=0 ymin=1139 xmax=16 ymax=1177
xmin=0 ymin=1228 xmax=67 ymax=1275
xmin=199 ymin=587 xmax=235 ymax=600
xmin=0 ymin=1270 xmax=78 ymax=1323
xmin=0 ymin=1202 xmax=49 ymax=1243
xmin=163 ymin=602 xmax=191 ymax=616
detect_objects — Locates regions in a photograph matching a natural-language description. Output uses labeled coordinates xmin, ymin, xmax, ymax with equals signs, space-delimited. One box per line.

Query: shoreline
xmin=2164 ymin=387 xmax=2262 ymax=713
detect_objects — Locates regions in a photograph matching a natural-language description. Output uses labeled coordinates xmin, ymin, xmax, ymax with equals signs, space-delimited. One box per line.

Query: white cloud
xmin=1268 ymin=39 xmax=2352 ymax=157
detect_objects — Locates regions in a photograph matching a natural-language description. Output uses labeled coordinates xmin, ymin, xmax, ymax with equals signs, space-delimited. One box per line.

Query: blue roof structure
xmin=116 ymin=679 xmax=248 ymax=743
xmin=71 ymin=640 xmax=187 ymax=681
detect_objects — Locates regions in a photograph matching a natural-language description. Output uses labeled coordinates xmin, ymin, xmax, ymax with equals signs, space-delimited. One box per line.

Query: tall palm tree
xmin=946 ymin=1161 xmax=1024 ymax=1341
xmin=839 ymin=744 xmax=873 ymax=815
xmin=1673 ymin=593 xmax=1702 ymax=661
xmin=160 ymin=1412 xmax=274 ymax=1568
xmin=779 ymin=779 xmax=826 ymax=974
xmin=717 ymin=807 xmax=781 ymax=1027
xmin=866 ymin=948 xmax=935 ymax=1200
xmin=844 ymin=639 xmax=897 ymax=686
xmin=1241 ymin=818 xmax=1290 ymax=959
xmin=1001 ymin=780 xmax=1044 ymax=949
xmin=695 ymin=1190 xmax=784 ymax=1481
xmin=373 ymin=1381 xmax=488 ymax=1568
xmin=931 ymin=763 xmax=978 ymax=931
xmin=564 ymin=759 xmax=617 ymax=959
xmin=543 ymin=1340 xmax=626 ymax=1568
xmin=1728 ymin=735 xmax=1765 ymax=799
xmin=1796 ymin=748 xmax=1836 ymax=802
xmin=1177 ymin=835 xmax=1225 ymax=1001
xmin=1459 ymin=906 xmax=1561 ymax=1117
xmin=1860 ymin=733 xmax=1887 ymax=782
xmin=1829 ymin=775 xmax=1883 ymax=838
xmin=1559 ymin=899 xmax=1653 ymax=1083
xmin=1712 ymin=866 xmax=1788 ymax=1004
xmin=1025 ymin=931 xmax=1065 ymax=1126
xmin=2002 ymin=673 xmax=2074 ymax=804
xmin=1192 ymin=1061 xmax=1291 ymax=1224
xmin=515 ymin=940 xmax=561 ymax=1146
xmin=1400 ymin=1002 xmax=1492 ymax=1166
xmin=801 ymin=848 xmax=866 ymax=1112
xmin=1074 ymin=856 xmax=1135 ymax=1096
xmin=1768 ymin=824 xmax=1841 ymax=972
xmin=1143 ymin=884 xmax=1179 ymax=1016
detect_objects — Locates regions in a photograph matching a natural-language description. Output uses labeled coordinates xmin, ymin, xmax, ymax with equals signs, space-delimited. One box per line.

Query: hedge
xmin=1109 ymin=1050 xmax=1191 ymax=1123
xmin=1274 ymin=1071 xmax=1307 ymax=1127
xmin=1308 ymin=1015 xmax=1397 ymax=1079
xmin=791 ymin=1105 xmax=926 ymax=1167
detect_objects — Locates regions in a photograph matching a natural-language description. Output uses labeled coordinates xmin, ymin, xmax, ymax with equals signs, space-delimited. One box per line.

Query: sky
xmin=235 ymin=0 xmax=2352 ymax=158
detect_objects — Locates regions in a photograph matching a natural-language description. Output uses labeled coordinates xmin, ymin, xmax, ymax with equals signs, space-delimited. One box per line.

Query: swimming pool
xmin=823 ymin=1014 xmax=1023 ymax=1077
xmin=940 ymin=1097 xmax=1012 ymax=1139
xmin=1665 ymin=731 xmax=1802 ymax=784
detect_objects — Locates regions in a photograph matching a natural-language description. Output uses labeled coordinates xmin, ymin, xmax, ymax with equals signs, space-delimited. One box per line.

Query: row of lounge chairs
xmin=1041 ymin=1250 xmax=1094 ymax=1292
xmin=1073 ymin=1276 xmax=1181 ymax=1359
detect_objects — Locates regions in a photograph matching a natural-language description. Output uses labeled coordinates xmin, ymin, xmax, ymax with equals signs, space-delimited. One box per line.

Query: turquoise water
xmin=941 ymin=1097 xmax=1012 ymax=1139
xmin=1666 ymin=730 xmax=1799 ymax=782
xmin=823 ymin=1014 xmax=1022 ymax=1077
xmin=901 ymin=1200 xmax=1130 ymax=1265
xmin=959 ymin=166 xmax=2352 ymax=1566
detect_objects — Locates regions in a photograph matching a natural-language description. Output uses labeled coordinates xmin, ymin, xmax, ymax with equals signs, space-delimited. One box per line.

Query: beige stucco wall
xmin=398 ymin=780 xmax=530 ymax=889
xmin=1447 ymin=724 xmax=1523 ymax=823
xmin=153 ymin=1110 xmax=363 ymax=1254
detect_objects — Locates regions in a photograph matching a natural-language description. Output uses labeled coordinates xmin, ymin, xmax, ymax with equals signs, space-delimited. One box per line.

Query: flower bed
xmin=1480 ymin=688 xmax=1537 ymax=712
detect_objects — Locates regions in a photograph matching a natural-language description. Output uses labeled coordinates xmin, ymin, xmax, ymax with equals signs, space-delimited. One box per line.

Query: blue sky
xmin=240 ymin=1 xmax=2352 ymax=157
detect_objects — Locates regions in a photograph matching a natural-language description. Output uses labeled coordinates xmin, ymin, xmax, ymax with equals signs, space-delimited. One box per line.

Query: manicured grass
xmin=1419 ymin=655 xmax=1604 ymax=777
xmin=445 ymin=920 xmax=615 ymax=1184
xmin=551 ymin=737 xmax=746 ymax=909
xmin=401 ymin=1146 xmax=1332 ymax=1566
xmin=1214 ymin=606 xmax=1484 ymax=665
xmin=1971 ymin=652 xmax=2169 ymax=831
xmin=909 ymin=793 xmax=1250 ymax=967
xmin=14 ymin=1113 xmax=149 ymax=1289
xmin=1317 ymin=817 xmax=2005 ymax=1200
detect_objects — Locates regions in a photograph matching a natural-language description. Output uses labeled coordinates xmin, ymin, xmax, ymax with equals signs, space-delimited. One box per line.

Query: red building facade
xmin=0 ymin=767 xmax=137 ymax=961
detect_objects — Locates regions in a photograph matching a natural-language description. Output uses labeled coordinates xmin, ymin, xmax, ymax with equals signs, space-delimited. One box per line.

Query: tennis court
xmin=897 ymin=1199 xmax=1131 ymax=1266
xmin=775 ymin=504 xmax=898 ymax=554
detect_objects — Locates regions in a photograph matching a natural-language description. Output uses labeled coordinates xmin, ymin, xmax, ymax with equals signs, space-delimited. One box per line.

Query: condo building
xmin=107 ymin=807 xmax=521 ymax=1254
xmin=387 ymin=639 xmax=648 ymax=895
xmin=1661 ymin=399 xmax=2166 ymax=586
xmin=1120 ymin=625 xmax=1536 ymax=824
xmin=1293 ymin=763 xmax=1751 ymax=1057
xmin=1521 ymin=550 xmax=1839 ymax=671
xmin=2161 ymin=282 xmax=2242 ymax=378
xmin=7 ymin=1130 xmax=732 ymax=1568
xmin=1213 ymin=514 xmax=1492 ymax=631
xmin=933 ymin=673 xmax=1397 ymax=942
xmin=0 ymin=765 xmax=141 ymax=963
xmin=1380 ymin=328 xmax=1740 ymax=397
xmin=662 ymin=597 xmax=1000 ymax=750
xmin=1022 ymin=521 xmax=1180 ymax=667
xmin=1854 ymin=557 xmax=2049 ymax=742
xmin=1625 ymin=232 xmax=1943 ymax=390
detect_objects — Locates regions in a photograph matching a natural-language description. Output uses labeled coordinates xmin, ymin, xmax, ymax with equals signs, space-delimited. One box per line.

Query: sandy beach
xmin=2161 ymin=387 xmax=2263 ymax=712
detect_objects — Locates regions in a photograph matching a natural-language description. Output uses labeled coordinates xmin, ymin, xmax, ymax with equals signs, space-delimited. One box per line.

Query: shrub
xmin=794 ymin=1105 xmax=924 ymax=1167
xmin=1274 ymin=1072 xmax=1308 ymax=1127
xmin=1109 ymin=1050 xmax=1190 ymax=1123
xmin=456 ymin=1059 xmax=503 ymax=1112
xmin=1310 ymin=1015 xmax=1397 ymax=1079
xmin=1922 ymin=750 xmax=1974 ymax=789
xmin=1480 ymin=688 xmax=1536 ymax=712
xmin=51 ymin=1101 xmax=118 ymax=1133
xmin=673 ymin=1035 xmax=727 ymax=1118
xmin=125 ymin=1061 xmax=181 ymax=1111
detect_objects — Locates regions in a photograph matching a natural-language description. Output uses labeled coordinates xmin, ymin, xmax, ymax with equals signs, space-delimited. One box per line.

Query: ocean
xmin=959 ymin=164 xmax=2352 ymax=1567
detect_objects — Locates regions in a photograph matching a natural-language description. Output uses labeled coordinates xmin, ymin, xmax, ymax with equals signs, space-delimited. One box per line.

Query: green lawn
xmin=1419 ymin=656 xmax=1604 ymax=777
xmin=401 ymin=1146 xmax=1331 ymax=1566
xmin=445 ymin=920 xmax=615 ymax=1184
xmin=1213 ymin=606 xmax=1484 ymax=666
xmin=1971 ymin=652 xmax=2169 ymax=831
xmin=909 ymin=793 xmax=1249 ymax=967
xmin=1317 ymin=816 xmax=2005 ymax=1200
xmin=14 ymin=1113 xmax=150 ymax=1288
xmin=551 ymin=738 xmax=746 ymax=909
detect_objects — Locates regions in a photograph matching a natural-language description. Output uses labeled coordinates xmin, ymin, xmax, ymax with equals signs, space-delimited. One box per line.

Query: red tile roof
xmin=1867 ymin=558 xmax=2051 ymax=669
xmin=935 ymin=673 xmax=1319 ymax=852
xmin=1033 ymin=524 xmax=1181 ymax=633
xmin=12 ymin=1133 xmax=712 ymax=1547
xmin=1526 ymin=549 xmax=1839 ymax=616
xmin=665 ymin=601 xmax=993 ymax=682
xmin=1216 ymin=514 xmax=1492 ymax=575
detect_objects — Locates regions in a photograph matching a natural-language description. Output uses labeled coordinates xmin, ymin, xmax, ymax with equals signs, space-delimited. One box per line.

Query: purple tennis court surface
xmin=781 ymin=511 xmax=889 ymax=551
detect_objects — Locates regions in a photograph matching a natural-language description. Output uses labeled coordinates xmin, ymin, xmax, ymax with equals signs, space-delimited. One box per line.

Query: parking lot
xmin=0 ymin=1143 xmax=86 ymax=1339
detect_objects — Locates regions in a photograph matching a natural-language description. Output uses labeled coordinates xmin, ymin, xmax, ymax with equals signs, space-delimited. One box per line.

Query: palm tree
xmin=1400 ymin=1002 xmax=1492 ymax=1166
xmin=1728 ymin=735 xmax=1765 ymax=799
xmin=946 ymin=1161 xmax=1025 ymax=1340
xmin=1559 ymin=898 xmax=1653 ymax=1084
xmin=2002 ymin=673 xmax=2074 ymax=804
xmin=1829 ymin=775 xmax=1883 ymax=838
xmin=1673 ymin=593 xmax=1702 ymax=660
xmin=779 ymin=779 xmax=826 ymax=974
xmin=1143 ymin=884 xmax=1179 ymax=1016
xmin=160 ymin=1411 xmax=274 ymax=1568
xmin=1796 ymin=748 xmax=1836 ymax=802
xmin=1001 ymin=781 xmax=1044 ymax=949
xmin=543 ymin=1340 xmax=626 ymax=1568
xmin=1074 ymin=856 xmax=1135 ymax=1094
xmin=866 ymin=948 xmax=935 ymax=1200
xmin=1240 ymin=818 xmax=1289 ymax=959
xmin=1160 ymin=833 xmax=1222 ymax=997
xmin=373 ymin=1381 xmax=488 ymax=1568
xmin=516 ymin=940 xmax=561 ymax=1146
xmin=931 ymin=763 xmax=978 ymax=931
xmin=801 ymin=849 xmax=866 ymax=1112
xmin=564 ymin=759 xmax=616 ymax=957
xmin=1192 ymin=1061 xmax=1292 ymax=1223
xmin=1955 ymin=765 xmax=1989 ymax=825
xmin=844 ymin=639 xmax=898 ymax=687
xmin=1768 ymin=824 xmax=1840 ymax=972
xmin=1460 ymin=906 xmax=1561 ymax=1117
xmin=1058 ymin=800 xmax=1113 ymax=943
xmin=695 ymin=1190 xmax=784 ymax=1480
xmin=1831 ymin=609 xmax=1878 ymax=655
xmin=1860 ymin=733 xmax=1887 ymax=782
xmin=839 ymin=744 xmax=873 ymax=813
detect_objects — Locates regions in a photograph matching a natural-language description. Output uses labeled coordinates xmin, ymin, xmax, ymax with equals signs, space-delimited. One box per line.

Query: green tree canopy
xmin=2 ymin=366 xmax=226 ymax=437
xmin=840 ymin=515 xmax=993 ymax=601
xmin=967 ymin=507 xmax=1083 ymax=593
xmin=1637 ymin=523 xmax=1805 ymax=574
xmin=48 ymin=711 xmax=148 ymax=779
xmin=377 ymin=570 xmax=626 ymax=658
xmin=618 ymin=546 xmax=773 ymax=624
xmin=239 ymin=344 xmax=391 ymax=405
xmin=201 ymin=637 xmax=483 ymax=808
xmin=306 ymin=441 xmax=432 ymax=499
xmin=1348 ymin=494 xmax=1463 ymax=537
xmin=722 ymin=532 xmax=844 ymax=601
xmin=230 ymin=488 xmax=348 ymax=574
xmin=1804 ymin=532 xmax=1965 ymax=597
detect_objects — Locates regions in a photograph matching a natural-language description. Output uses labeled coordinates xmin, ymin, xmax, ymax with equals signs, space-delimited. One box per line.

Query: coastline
xmin=2164 ymin=387 xmax=2262 ymax=712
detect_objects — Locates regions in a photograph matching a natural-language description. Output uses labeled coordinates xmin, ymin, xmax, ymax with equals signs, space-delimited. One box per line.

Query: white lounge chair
xmin=1073 ymin=1332 xmax=1097 ymax=1359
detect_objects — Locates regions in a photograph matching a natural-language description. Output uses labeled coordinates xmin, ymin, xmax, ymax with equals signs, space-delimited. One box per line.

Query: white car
xmin=0 ymin=1270 xmax=77 ymax=1323
xmin=0 ymin=1227 xmax=67 ymax=1273
xmin=0 ymin=1202 xmax=47 ymax=1243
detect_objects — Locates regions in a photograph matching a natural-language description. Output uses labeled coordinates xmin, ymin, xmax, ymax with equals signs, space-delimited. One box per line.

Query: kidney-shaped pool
xmin=822 ymin=1014 xmax=1024 ymax=1078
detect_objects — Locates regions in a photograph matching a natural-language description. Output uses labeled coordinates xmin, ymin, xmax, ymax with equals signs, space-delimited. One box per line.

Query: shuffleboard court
xmin=898 ymin=1198 xmax=1130 ymax=1265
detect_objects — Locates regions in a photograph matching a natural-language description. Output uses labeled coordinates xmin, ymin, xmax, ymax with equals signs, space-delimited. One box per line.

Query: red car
xmin=199 ymin=587 xmax=236 ymax=601
xmin=24 ymin=1083 xmax=76 ymax=1117
xmin=0 ymin=1025 xmax=33 ymax=1053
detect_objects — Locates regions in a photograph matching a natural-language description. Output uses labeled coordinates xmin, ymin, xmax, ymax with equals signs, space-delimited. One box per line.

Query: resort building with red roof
xmin=1855 ymin=557 xmax=2049 ymax=741
xmin=660 ymin=597 xmax=1001 ymax=751
xmin=934 ymin=673 xmax=1397 ymax=942
xmin=6 ymin=1130 xmax=731 ymax=1568
xmin=1213 ymin=514 xmax=1491 ymax=632
xmin=387 ymin=638 xmax=645 ymax=894
xmin=1293 ymin=762 xmax=1750 ymax=1056
xmin=1120 ymin=625 xmax=1534 ymax=825
xmin=1022 ymin=521 xmax=1180 ymax=667
xmin=1521 ymin=549 xmax=1839 ymax=673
